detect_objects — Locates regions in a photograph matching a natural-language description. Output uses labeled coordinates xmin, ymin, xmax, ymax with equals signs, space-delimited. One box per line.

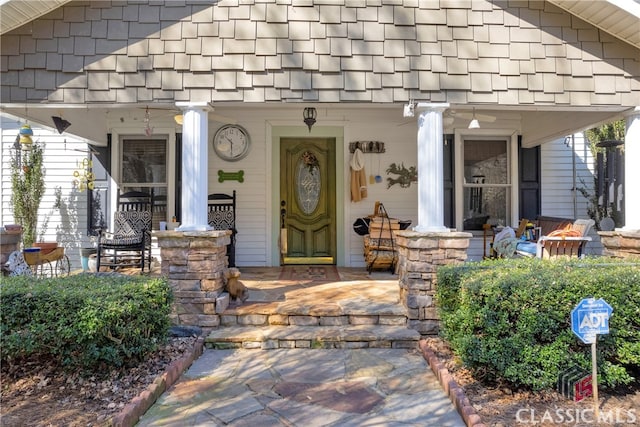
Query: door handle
xmin=280 ymin=200 xmax=286 ymax=228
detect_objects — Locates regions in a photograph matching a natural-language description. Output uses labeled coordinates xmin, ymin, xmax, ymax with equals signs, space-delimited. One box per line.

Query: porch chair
xmin=536 ymin=219 xmax=594 ymax=259
xmin=208 ymin=190 xmax=237 ymax=267
xmin=96 ymin=191 xmax=153 ymax=272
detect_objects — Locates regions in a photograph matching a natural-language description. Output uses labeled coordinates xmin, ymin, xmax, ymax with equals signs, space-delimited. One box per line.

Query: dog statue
xmin=224 ymin=267 xmax=249 ymax=304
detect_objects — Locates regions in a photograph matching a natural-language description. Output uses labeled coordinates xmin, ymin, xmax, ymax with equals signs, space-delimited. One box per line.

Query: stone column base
xmin=154 ymin=230 xmax=231 ymax=331
xmin=394 ymin=230 xmax=472 ymax=335
xmin=598 ymin=230 xmax=640 ymax=259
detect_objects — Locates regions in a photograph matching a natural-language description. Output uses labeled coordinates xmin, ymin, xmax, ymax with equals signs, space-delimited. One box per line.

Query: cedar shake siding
xmin=1 ymin=1 xmax=638 ymax=107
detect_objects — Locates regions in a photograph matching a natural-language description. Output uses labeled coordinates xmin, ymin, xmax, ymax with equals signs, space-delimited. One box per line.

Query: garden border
xmin=109 ymin=336 xmax=205 ymax=427
xmin=420 ymin=339 xmax=486 ymax=427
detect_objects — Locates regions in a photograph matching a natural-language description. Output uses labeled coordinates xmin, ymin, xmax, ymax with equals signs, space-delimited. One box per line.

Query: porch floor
xmin=228 ymin=266 xmax=405 ymax=317
xmin=114 ymin=264 xmax=404 ymax=317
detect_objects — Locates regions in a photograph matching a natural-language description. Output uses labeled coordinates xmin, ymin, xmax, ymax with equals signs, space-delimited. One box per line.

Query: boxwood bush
xmin=436 ymin=257 xmax=639 ymax=391
xmin=1 ymin=274 xmax=172 ymax=371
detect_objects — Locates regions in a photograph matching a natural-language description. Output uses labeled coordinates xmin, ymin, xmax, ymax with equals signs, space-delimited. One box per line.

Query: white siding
xmin=343 ymin=113 xmax=419 ymax=268
xmin=208 ymin=120 xmax=270 ymax=267
xmin=1 ymin=115 xmax=93 ymax=271
xmin=541 ymin=133 xmax=602 ymax=255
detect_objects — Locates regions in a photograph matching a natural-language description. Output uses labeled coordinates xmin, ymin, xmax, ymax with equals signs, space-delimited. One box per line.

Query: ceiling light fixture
xmin=468 ymin=109 xmax=480 ymax=129
xmin=303 ymin=107 xmax=317 ymax=132
xmin=403 ymin=103 xmax=415 ymax=117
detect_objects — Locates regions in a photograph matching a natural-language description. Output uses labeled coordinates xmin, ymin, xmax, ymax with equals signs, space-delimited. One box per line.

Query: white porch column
xmin=176 ymin=102 xmax=211 ymax=231
xmin=623 ymin=107 xmax=640 ymax=231
xmin=413 ymin=103 xmax=450 ymax=232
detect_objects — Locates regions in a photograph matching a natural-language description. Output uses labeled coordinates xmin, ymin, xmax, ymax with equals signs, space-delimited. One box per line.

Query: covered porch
xmin=1 ymin=0 xmax=639 ymax=272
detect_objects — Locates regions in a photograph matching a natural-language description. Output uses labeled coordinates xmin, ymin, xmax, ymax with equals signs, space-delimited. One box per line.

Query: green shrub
xmin=436 ymin=257 xmax=640 ymax=391
xmin=1 ymin=274 xmax=173 ymax=371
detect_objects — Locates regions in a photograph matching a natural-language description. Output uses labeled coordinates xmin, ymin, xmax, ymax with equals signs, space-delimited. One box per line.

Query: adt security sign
xmin=571 ymin=298 xmax=613 ymax=344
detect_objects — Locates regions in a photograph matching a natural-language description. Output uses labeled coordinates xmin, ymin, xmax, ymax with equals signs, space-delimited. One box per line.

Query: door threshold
xmin=282 ymin=257 xmax=334 ymax=265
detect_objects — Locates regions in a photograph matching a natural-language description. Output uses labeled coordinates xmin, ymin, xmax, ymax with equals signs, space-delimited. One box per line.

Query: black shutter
xmin=443 ymin=134 xmax=455 ymax=228
xmin=87 ymin=136 xmax=111 ymax=236
xmin=518 ymin=136 xmax=541 ymax=221
xmin=174 ymin=133 xmax=182 ymax=222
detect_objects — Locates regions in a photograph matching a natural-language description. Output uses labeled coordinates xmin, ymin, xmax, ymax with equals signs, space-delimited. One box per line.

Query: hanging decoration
xmin=386 ymin=163 xmax=417 ymax=188
xmin=218 ymin=170 xmax=245 ymax=183
xmin=19 ymin=124 xmax=34 ymax=149
xmin=301 ymin=151 xmax=319 ymax=172
xmin=144 ymin=106 xmax=153 ymax=136
xmin=73 ymin=158 xmax=95 ymax=191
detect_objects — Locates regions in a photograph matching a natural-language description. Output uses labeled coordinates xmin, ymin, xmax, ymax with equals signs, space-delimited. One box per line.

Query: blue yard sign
xmin=570 ymin=297 xmax=613 ymax=418
xmin=571 ymin=298 xmax=613 ymax=344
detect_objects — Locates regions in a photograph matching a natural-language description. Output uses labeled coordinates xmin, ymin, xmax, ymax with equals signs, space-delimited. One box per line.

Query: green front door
xmin=280 ymin=138 xmax=336 ymax=265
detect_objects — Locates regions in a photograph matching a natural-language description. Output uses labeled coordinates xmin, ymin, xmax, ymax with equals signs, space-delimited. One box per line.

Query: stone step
xmin=219 ymin=296 xmax=408 ymax=328
xmin=220 ymin=312 xmax=408 ymax=327
xmin=205 ymin=325 xmax=420 ymax=350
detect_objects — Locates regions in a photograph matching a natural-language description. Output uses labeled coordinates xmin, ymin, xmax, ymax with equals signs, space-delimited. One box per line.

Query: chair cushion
xmin=548 ymin=225 xmax=582 ymax=238
xmin=101 ymin=235 xmax=144 ymax=246
xmin=100 ymin=210 xmax=151 ymax=247
xmin=113 ymin=211 xmax=152 ymax=236
xmin=208 ymin=209 xmax=235 ymax=230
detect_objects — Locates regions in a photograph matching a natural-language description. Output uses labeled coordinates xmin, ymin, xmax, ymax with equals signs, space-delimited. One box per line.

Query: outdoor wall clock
xmin=212 ymin=124 xmax=251 ymax=161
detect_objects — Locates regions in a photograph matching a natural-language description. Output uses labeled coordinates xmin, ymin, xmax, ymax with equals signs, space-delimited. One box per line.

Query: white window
xmin=455 ymin=131 xmax=519 ymax=231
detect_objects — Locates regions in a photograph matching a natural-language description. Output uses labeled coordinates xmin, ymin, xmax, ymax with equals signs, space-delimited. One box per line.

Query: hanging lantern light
xmin=303 ymin=107 xmax=317 ymax=132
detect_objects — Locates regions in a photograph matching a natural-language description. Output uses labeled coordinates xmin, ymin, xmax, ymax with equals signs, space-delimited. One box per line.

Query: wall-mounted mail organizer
xmin=349 ymin=141 xmax=386 ymax=154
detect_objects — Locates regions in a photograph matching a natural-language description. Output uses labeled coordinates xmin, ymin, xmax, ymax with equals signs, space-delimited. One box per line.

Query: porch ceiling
xmin=547 ymin=0 xmax=640 ymax=49
xmin=0 ymin=104 xmax=629 ymax=149
xmin=0 ymin=0 xmax=72 ymax=35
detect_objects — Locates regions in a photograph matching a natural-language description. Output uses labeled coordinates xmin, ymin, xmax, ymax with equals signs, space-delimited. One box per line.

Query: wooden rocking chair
xmin=207 ymin=191 xmax=237 ymax=267
xmin=96 ymin=191 xmax=153 ymax=271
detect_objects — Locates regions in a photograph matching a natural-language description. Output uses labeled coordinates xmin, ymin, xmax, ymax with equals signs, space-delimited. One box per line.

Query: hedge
xmin=436 ymin=257 xmax=640 ymax=391
xmin=1 ymin=274 xmax=173 ymax=371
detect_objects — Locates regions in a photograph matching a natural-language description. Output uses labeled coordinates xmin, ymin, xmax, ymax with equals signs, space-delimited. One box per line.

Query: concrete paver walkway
xmin=137 ymin=347 xmax=466 ymax=426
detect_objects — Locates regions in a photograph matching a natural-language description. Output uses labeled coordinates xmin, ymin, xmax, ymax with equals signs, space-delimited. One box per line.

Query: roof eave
xmin=0 ymin=0 xmax=73 ymax=35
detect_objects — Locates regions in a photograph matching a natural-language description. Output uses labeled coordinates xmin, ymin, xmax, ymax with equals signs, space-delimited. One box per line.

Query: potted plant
xmin=10 ymin=133 xmax=45 ymax=248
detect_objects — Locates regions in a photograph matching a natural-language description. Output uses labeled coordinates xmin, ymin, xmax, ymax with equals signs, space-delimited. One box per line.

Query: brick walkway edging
xmin=109 ymin=336 xmax=205 ymax=427
xmin=419 ymin=339 xmax=486 ymax=427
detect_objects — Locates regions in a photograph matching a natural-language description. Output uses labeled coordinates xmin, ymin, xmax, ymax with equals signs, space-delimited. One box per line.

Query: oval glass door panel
xmin=296 ymin=158 xmax=321 ymax=215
